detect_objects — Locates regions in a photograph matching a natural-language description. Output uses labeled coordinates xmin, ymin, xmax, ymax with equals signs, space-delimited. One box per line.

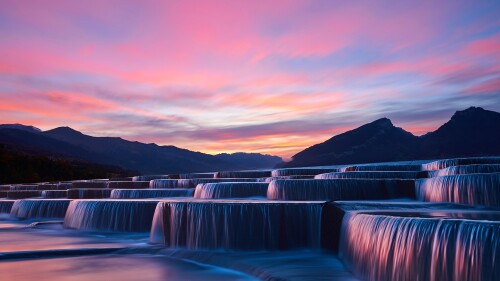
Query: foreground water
xmin=0 ymin=218 xmax=359 ymax=280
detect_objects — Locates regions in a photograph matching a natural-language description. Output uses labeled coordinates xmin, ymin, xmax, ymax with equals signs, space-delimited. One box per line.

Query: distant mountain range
xmin=282 ymin=107 xmax=500 ymax=167
xmin=0 ymin=126 xmax=282 ymax=174
xmin=2 ymin=106 xmax=498 ymax=175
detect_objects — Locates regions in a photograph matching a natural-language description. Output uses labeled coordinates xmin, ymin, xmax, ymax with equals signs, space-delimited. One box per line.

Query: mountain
xmin=42 ymin=127 xmax=238 ymax=174
xmin=215 ymin=152 xmax=283 ymax=169
xmin=0 ymin=126 xmax=282 ymax=174
xmin=0 ymin=128 xmax=97 ymax=160
xmin=0 ymin=144 xmax=134 ymax=184
xmin=420 ymin=107 xmax=500 ymax=158
xmin=0 ymin=124 xmax=41 ymax=133
xmin=282 ymin=107 xmax=500 ymax=168
xmin=283 ymin=118 xmax=420 ymax=167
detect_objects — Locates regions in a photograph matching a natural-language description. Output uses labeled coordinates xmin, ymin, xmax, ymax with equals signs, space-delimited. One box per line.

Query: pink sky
xmin=0 ymin=0 xmax=499 ymax=158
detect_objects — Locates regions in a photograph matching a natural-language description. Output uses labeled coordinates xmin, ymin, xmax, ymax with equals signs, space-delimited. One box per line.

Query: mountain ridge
xmin=0 ymin=126 xmax=283 ymax=174
xmin=282 ymin=106 xmax=500 ymax=167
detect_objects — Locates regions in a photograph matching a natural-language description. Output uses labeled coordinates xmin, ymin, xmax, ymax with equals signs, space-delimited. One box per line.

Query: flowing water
xmin=267 ymin=179 xmax=415 ymax=200
xmin=111 ymin=188 xmax=195 ymax=199
xmin=2 ymin=157 xmax=499 ymax=280
xmin=150 ymin=200 xmax=324 ymax=250
xmin=339 ymin=212 xmax=500 ymax=281
xmin=416 ymin=174 xmax=500 ymax=207
xmin=194 ymin=183 xmax=269 ymax=199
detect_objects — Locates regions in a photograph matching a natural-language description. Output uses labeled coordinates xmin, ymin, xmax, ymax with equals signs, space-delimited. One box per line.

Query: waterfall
xmin=71 ymin=181 xmax=109 ymax=189
xmin=0 ymin=200 xmax=15 ymax=213
xmin=340 ymin=164 xmax=423 ymax=172
xmin=178 ymin=173 xmax=215 ymax=179
xmin=106 ymin=181 xmax=150 ymax=189
xmin=150 ymin=200 xmax=324 ymax=250
xmin=177 ymin=178 xmax=258 ymax=188
xmin=67 ymin=189 xmax=111 ymax=199
xmin=315 ymin=171 xmax=427 ymax=179
xmin=149 ymin=179 xmax=181 ymax=188
xmin=271 ymin=168 xmax=342 ymax=177
xmin=339 ymin=212 xmax=500 ymax=281
xmin=41 ymin=190 xmax=68 ymax=198
xmin=214 ymin=170 xmax=271 ymax=178
xmin=416 ymin=174 xmax=500 ymax=207
xmin=6 ymin=191 xmax=42 ymax=199
xmin=57 ymin=183 xmax=74 ymax=189
xmin=321 ymin=200 xmax=483 ymax=252
xmin=37 ymin=184 xmax=61 ymax=190
xmin=428 ymin=164 xmax=500 ymax=177
xmin=151 ymin=178 xmax=259 ymax=189
xmin=193 ymin=183 xmax=269 ymax=199
xmin=10 ymin=199 xmax=71 ymax=219
xmin=422 ymin=157 xmax=500 ymax=170
xmin=268 ymin=179 xmax=415 ymax=201
xmin=256 ymin=176 xmax=314 ymax=183
xmin=9 ymin=185 xmax=40 ymax=190
xmin=132 ymin=175 xmax=171 ymax=181
xmin=110 ymin=189 xmax=194 ymax=199
xmin=64 ymin=200 xmax=159 ymax=232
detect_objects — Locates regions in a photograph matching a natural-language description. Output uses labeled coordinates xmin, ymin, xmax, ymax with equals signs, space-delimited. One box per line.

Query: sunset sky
xmin=0 ymin=0 xmax=499 ymax=158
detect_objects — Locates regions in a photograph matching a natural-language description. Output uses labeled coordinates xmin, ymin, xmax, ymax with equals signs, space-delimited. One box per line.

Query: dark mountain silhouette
xmin=282 ymin=107 xmax=500 ymax=168
xmin=0 ymin=124 xmax=41 ymax=133
xmin=283 ymin=118 xmax=420 ymax=167
xmin=420 ymin=107 xmax=500 ymax=158
xmin=0 ymin=144 xmax=135 ymax=184
xmin=215 ymin=152 xmax=282 ymax=169
xmin=0 ymin=126 xmax=283 ymax=174
xmin=0 ymin=128 xmax=97 ymax=161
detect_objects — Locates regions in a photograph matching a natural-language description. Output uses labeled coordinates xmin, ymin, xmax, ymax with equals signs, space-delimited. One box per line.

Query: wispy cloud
xmin=0 ymin=0 xmax=499 ymax=157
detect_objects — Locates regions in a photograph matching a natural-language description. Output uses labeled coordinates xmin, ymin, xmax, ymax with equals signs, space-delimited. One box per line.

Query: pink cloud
xmin=0 ymin=0 xmax=499 ymax=157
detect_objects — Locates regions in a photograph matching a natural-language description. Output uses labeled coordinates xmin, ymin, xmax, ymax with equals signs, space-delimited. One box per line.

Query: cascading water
xmin=9 ymin=185 xmax=40 ymax=190
xmin=427 ymin=164 xmax=500 ymax=177
xmin=340 ymin=164 xmax=423 ymax=172
xmin=422 ymin=157 xmax=500 ymax=170
xmin=0 ymin=200 xmax=15 ymax=213
xmin=10 ymin=199 xmax=71 ymax=219
xmin=106 ymin=181 xmax=150 ymax=189
xmin=149 ymin=179 xmax=181 ymax=188
xmin=110 ymin=188 xmax=194 ymax=199
xmin=150 ymin=200 xmax=324 ymax=250
xmin=166 ymin=178 xmax=258 ymax=189
xmin=179 ymin=178 xmax=259 ymax=188
xmin=132 ymin=175 xmax=171 ymax=181
xmin=57 ymin=183 xmax=74 ymax=189
xmin=271 ymin=168 xmax=342 ymax=177
xmin=178 ymin=173 xmax=215 ymax=179
xmin=256 ymin=176 xmax=314 ymax=183
xmin=64 ymin=200 xmax=160 ymax=232
xmin=37 ymin=184 xmax=61 ymax=190
xmin=67 ymin=189 xmax=111 ymax=199
xmin=339 ymin=212 xmax=500 ymax=281
xmin=7 ymin=190 xmax=42 ymax=199
xmin=193 ymin=183 xmax=269 ymax=199
xmin=321 ymin=200 xmax=488 ymax=252
xmin=416 ymin=174 xmax=500 ymax=207
xmin=315 ymin=171 xmax=427 ymax=179
xmin=267 ymin=179 xmax=415 ymax=201
xmin=71 ymin=181 xmax=109 ymax=189
xmin=214 ymin=170 xmax=271 ymax=178
xmin=41 ymin=190 xmax=68 ymax=198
